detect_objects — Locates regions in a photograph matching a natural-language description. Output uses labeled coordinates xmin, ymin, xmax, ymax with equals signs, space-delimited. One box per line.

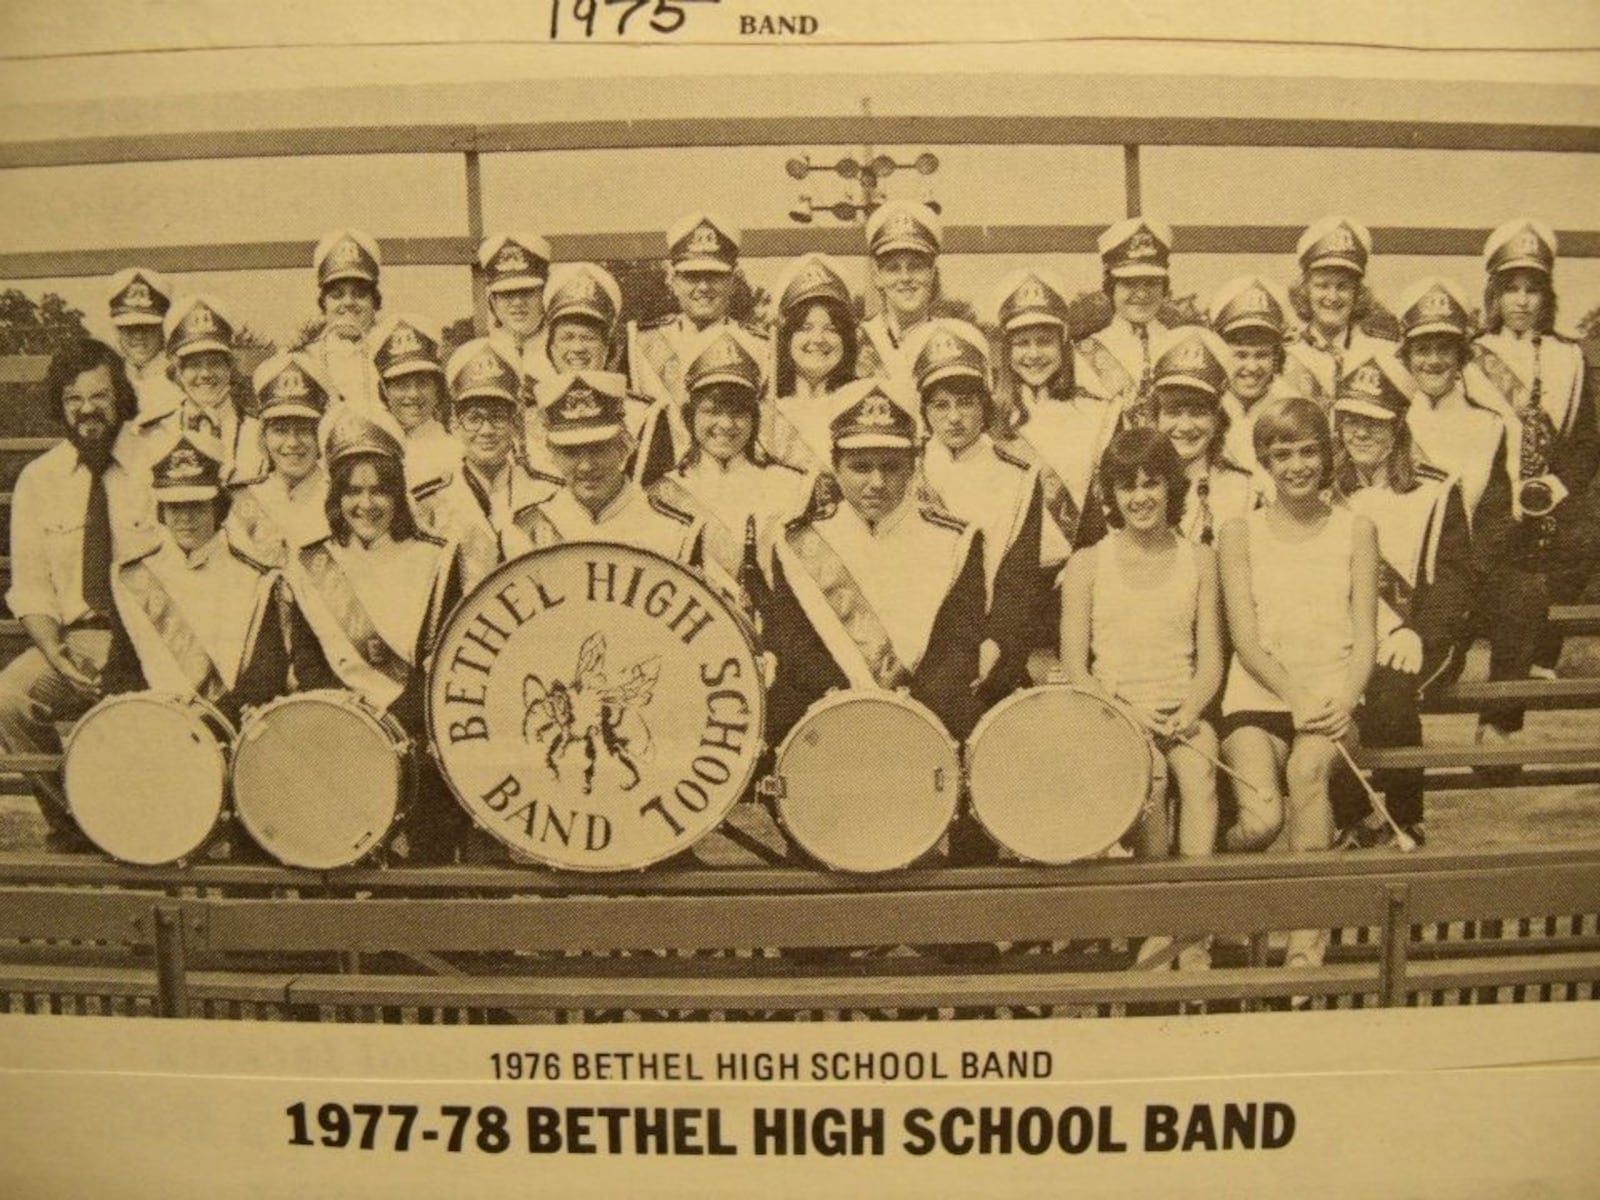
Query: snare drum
xmin=768 ymin=691 xmax=960 ymax=873
xmin=965 ymin=685 xmax=1164 ymax=864
xmin=231 ymin=690 xmax=413 ymax=869
xmin=64 ymin=692 xmax=235 ymax=865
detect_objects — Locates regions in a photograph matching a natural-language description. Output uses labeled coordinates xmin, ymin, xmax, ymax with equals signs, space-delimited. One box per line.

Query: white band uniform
xmin=64 ymin=692 xmax=235 ymax=865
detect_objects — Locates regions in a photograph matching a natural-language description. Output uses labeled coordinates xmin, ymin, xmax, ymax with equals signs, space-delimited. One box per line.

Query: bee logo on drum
xmin=521 ymin=632 xmax=661 ymax=794
xmin=428 ymin=544 xmax=765 ymax=872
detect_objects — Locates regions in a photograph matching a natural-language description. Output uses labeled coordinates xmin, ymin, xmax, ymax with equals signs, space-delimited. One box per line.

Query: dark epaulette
xmin=648 ymin=493 xmax=696 ymax=526
xmin=624 ymin=390 xmax=653 ymax=408
xmin=121 ymin=538 xmax=163 ymax=567
xmin=1415 ymin=461 xmax=1450 ymax=484
xmin=411 ymin=472 xmax=451 ymax=501
xmin=414 ymin=529 xmax=448 ymax=548
xmin=527 ymin=466 xmax=565 ymax=487
xmin=993 ymin=442 xmax=1030 ymax=471
xmin=738 ymin=319 xmax=771 ymax=342
xmin=918 ymin=503 xmax=968 ymax=533
xmin=226 ymin=540 xmax=273 ymax=574
xmin=1214 ymin=453 xmax=1253 ymax=477
xmin=227 ymin=467 xmax=271 ymax=490
xmin=638 ymin=315 xmax=675 ymax=332
xmin=765 ymin=454 xmax=805 ymax=476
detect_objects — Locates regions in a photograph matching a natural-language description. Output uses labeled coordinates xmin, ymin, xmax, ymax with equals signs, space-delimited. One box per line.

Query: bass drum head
xmin=775 ymin=693 xmax=959 ymax=873
xmin=966 ymin=686 xmax=1154 ymax=864
xmin=232 ymin=692 xmax=406 ymax=869
xmin=65 ymin=694 xmax=228 ymax=865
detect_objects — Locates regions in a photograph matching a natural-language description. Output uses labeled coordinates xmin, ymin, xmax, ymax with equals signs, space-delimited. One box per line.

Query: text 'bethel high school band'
xmin=6 ymin=208 xmax=1594 ymax=932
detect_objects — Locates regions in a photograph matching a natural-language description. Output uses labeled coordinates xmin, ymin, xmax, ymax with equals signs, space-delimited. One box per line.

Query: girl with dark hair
xmin=1061 ymin=425 xmax=1224 ymax=895
xmin=1218 ymin=395 xmax=1378 ymax=984
xmin=1331 ymin=353 xmax=1473 ymax=847
xmin=288 ymin=412 xmax=467 ymax=862
xmin=767 ymin=255 xmax=860 ymax=475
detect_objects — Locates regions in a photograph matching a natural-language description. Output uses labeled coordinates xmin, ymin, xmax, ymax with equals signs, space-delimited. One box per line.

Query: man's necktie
xmin=81 ymin=466 xmax=114 ymax=617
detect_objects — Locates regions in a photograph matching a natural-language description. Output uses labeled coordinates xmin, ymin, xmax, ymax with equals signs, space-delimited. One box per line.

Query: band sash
xmin=784 ymin=522 xmax=911 ymax=690
xmin=119 ymin=559 xmax=229 ymax=703
xmin=297 ymin=543 xmax=414 ymax=690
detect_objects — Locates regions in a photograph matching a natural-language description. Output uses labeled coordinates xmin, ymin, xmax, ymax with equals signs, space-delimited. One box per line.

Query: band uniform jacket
xmin=311 ymin=330 xmax=383 ymax=420
xmin=135 ymin=396 xmax=265 ymax=487
xmin=1075 ymin=315 xmax=1171 ymax=417
xmin=411 ymin=458 xmax=562 ymax=591
xmin=125 ymin=355 xmax=184 ymax=424
xmin=1282 ymin=325 xmax=1402 ymax=411
xmin=765 ymin=388 xmax=835 ymax=478
xmin=224 ymin=465 xmax=330 ymax=570
xmin=519 ymin=482 xmax=709 ymax=572
xmin=1342 ymin=463 xmax=1474 ymax=693
xmin=647 ymin=452 xmax=810 ymax=587
xmin=1000 ymin=384 xmax=1118 ymax=556
xmin=855 ymin=312 xmax=927 ymax=396
xmin=920 ymin=433 xmax=1054 ymax=699
xmin=399 ymin=419 xmax=462 ymax=502
xmin=113 ymin=527 xmax=292 ymax=726
xmin=764 ymin=494 xmax=989 ymax=744
xmin=286 ymin=529 xmax=461 ymax=726
xmin=625 ymin=316 xmax=771 ymax=477
xmin=1470 ymin=330 xmax=1600 ymax=570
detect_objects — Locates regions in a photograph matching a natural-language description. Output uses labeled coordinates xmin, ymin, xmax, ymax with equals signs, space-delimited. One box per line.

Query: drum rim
xmin=771 ymin=688 xmax=961 ymax=874
xmin=424 ymin=540 xmax=769 ymax=873
xmin=964 ymin=683 xmax=1158 ymax=866
xmin=63 ymin=691 xmax=233 ymax=865
xmin=230 ymin=689 xmax=410 ymax=869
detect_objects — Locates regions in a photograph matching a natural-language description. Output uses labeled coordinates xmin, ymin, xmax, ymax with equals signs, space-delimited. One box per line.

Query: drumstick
xmin=1334 ymin=739 xmax=1418 ymax=853
xmin=1165 ymin=734 xmax=1267 ymax=797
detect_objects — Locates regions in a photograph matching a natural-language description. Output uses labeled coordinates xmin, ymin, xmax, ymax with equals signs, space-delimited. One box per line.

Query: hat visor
xmin=1217 ymin=316 xmax=1283 ymax=338
xmin=782 ymin=286 xmax=848 ymax=315
xmin=871 ymin=239 xmax=938 ymax=260
xmin=155 ymin=484 xmax=220 ymax=504
xmin=319 ymin=267 xmax=379 ymax=287
xmin=173 ymin=338 xmax=233 ymax=359
xmin=380 ymin=360 xmax=445 ymax=381
xmin=260 ymin=403 xmax=326 ymax=422
xmin=1002 ymin=312 xmax=1065 ymax=333
xmin=672 ymin=257 xmax=735 ymax=274
xmin=1402 ymin=320 xmax=1468 ymax=342
xmin=1302 ymin=255 xmax=1364 ymax=276
xmin=917 ymin=364 xmax=987 ymax=393
xmin=452 ymin=386 xmax=520 ymax=407
xmin=486 ymin=277 xmax=546 ymax=294
xmin=689 ymin=372 xmax=760 ymax=396
xmin=111 ymin=312 xmax=165 ymax=328
xmin=1491 ymin=256 xmax=1551 ymax=275
xmin=1154 ymin=375 xmax=1222 ymax=398
xmin=833 ymin=432 xmax=917 ymax=452
xmin=549 ymin=303 xmax=613 ymax=327
xmin=546 ymin=424 xmax=625 ymax=448
xmin=1333 ymin=398 xmax=1398 ymax=421
xmin=1107 ymin=264 xmax=1169 ymax=279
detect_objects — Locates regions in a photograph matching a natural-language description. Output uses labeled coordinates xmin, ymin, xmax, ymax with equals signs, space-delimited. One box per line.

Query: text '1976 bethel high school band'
xmin=5 ymin=207 xmax=1595 ymax=975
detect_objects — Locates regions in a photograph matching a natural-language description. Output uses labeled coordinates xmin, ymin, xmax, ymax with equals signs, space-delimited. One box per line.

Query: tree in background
xmin=0 ymin=290 xmax=90 ymax=355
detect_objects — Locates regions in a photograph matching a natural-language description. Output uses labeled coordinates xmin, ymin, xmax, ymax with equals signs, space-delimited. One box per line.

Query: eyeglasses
xmin=455 ymin=407 xmax=516 ymax=432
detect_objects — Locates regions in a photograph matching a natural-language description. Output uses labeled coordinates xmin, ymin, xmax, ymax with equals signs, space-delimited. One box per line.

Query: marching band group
xmin=4 ymin=202 xmax=1596 ymax=974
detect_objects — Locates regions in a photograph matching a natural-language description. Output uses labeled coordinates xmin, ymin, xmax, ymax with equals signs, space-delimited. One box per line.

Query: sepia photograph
xmin=0 ymin=4 xmax=1597 ymax=1195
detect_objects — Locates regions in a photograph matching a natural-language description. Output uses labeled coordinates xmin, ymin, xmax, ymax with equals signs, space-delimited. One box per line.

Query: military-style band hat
xmin=445 ymin=338 xmax=521 ymax=407
xmin=325 ymin=410 xmax=405 ymax=467
xmin=685 ymin=330 xmax=763 ymax=398
xmin=1209 ymin=275 xmax=1291 ymax=340
xmin=371 ymin=314 xmax=445 ymax=380
xmin=544 ymin=263 xmax=622 ymax=331
xmin=314 ymin=229 xmax=382 ymax=289
xmin=1297 ymin=216 xmax=1371 ymax=277
xmin=164 ymin=295 xmax=235 ymax=360
xmin=992 ymin=268 xmax=1071 ymax=333
xmin=866 ymin=201 xmax=942 ymax=260
xmin=667 ymin=212 xmax=740 ymax=273
xmin=537 ymin=371 xmax=630 ymax=447
xmin=253 ymin=352 xmax=330 ymax=422
xmin=910 ymin=319 xmax=990 ymax=395
xmin=775 ymin=253 xmax=852 ymax=316
xmin=1396 ymin=277 xmax=1475 ymax=343
xmin=151 ymin=433 xmax=226 ymax=502
xmin=1098 ymin=218 xmax=1173 ymax=280
xmin=1483 ymin=218 xmax=1557 ymax=276
xmin=828 ymin=377 xmax=919 ymax=452
xmin=1151 ymin=327 xmax=1232 ymax=400
xmin=478 ymin=233 xmax=553 ymax=294
xmin=107 ymin=267 xmax=172 ymax=328
xmin=1334 ymin=352 xmax=1411 ymax=422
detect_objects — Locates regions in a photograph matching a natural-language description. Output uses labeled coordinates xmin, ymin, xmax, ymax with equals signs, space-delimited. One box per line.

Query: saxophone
xmin=1516 ymin=337 xmax=1564 ymax=550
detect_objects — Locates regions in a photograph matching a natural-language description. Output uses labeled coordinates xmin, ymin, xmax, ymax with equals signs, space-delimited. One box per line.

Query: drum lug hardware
xmin=756 ymin=775 xmax=786 ymax=800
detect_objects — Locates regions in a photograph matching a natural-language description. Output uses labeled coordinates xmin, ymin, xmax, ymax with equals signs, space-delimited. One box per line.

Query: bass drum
xmin=231 ymin=690 xmax=413 ymax=869
xmin=770 ymin=691 xmax=959 ymax=873
xmin=64 ymin=692 xmax=234 ymax=866
xmin=965 ymin=685 xmax=1163 ymax=864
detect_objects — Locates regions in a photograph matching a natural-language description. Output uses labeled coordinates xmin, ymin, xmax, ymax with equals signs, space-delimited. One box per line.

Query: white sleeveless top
xmin=1089 ymin=533 xmax=1199 ymax=711
xmin=1222 ymin=505 xmax=1356 ymax=715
